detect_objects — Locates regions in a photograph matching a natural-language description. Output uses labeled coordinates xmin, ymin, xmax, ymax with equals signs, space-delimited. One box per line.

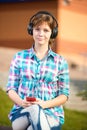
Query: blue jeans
xmin=11 ymin=105 xmax=62 ymax=130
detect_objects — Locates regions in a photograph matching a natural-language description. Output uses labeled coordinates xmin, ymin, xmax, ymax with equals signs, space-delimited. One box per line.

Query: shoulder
xmin=51 ymin=50 xmax=66 ymax=61
xmin=14 ymin=48 xmax=32 ymax=59
xmin=51 ymin=51 xmax=68 ymax=67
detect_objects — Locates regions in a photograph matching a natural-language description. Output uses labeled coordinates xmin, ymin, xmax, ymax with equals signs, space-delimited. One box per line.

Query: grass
xmin=62 ymin=108 xmax=87 ymax=130
xmin=0 ymin=89 xmax=87 ymax=130
xmin=0 ymin=88 xmax=13 ymax=126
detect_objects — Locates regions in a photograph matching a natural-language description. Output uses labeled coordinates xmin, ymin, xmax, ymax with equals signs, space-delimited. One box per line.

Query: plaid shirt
xmin=7 ymin=46 xmax=69 ymax=124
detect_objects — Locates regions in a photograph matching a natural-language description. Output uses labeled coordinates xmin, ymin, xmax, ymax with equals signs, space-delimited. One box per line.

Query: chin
xmin=38 ymin=42 xmax=45 ymax=45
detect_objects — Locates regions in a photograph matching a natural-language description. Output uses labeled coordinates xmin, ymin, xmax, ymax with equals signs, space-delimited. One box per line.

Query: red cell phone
xmin=26 ymin=97 xmax=36 ymax=102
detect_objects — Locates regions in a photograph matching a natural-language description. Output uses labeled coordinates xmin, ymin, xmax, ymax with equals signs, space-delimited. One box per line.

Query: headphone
xmin=27 ymin=11 xmax=58 ymax=39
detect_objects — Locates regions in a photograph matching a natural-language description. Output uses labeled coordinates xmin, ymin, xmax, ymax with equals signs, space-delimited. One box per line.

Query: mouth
xmin=37 ymin=38 xmax=44 ymax=41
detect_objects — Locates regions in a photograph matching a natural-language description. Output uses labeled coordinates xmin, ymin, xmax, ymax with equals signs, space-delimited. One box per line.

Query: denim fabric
xmin=12 ymin=105 xmax=61 ymax=130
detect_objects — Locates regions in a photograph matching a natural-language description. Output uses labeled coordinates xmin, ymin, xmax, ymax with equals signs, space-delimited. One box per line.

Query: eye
xmin=35 ymin=28 xmax=40 ymax=31
xmin=44 ymin=29 xmax=48 ymax=32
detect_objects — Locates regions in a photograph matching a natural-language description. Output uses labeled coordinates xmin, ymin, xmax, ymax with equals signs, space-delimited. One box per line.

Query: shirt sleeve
xmin=58 ymin=56 xmax=70 ymax=97
xmin=6 ymin=53 xmax=20 ymax=93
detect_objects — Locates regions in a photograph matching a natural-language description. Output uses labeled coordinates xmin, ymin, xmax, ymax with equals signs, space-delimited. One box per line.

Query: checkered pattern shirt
xmin=6 ymin=46 xmax=69 ymax=124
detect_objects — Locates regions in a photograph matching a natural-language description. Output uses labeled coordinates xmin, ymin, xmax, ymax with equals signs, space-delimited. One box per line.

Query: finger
xmin=36 ymin=98 xmax=41 ymax=101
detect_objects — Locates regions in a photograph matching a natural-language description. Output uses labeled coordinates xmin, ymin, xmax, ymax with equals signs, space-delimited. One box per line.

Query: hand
xmin=32 ymin=98 xmax=46 ymax=109
xmin=21 ymin=98 xmax=33 ymax=108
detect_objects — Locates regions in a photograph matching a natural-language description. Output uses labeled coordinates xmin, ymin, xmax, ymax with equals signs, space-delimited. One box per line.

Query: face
xmin=33 ymin=22 xmax=52 ymax=46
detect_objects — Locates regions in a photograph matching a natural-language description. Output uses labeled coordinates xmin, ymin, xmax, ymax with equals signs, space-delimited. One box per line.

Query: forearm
xmin=38 ymin=95 xmax=68 ymax=109
xmin=8 ymin=89 xmax=22 ymax=106
xmin=45 ymin=95 xmax=67 ymax=108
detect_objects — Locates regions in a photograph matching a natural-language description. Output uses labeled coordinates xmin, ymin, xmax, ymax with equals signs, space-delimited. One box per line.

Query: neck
xmin=34 ymin=44 xmax=49 ymax=59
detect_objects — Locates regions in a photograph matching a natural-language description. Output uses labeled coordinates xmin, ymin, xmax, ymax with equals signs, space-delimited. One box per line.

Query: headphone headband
xmin=27 ymin=11 xmax=58 ymax=39
xmin=29 ymin=11 xmax=58 ymax=27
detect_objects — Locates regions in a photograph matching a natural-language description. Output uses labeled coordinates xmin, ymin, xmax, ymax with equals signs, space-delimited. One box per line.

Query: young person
xmin=6 ymin=11 xmax=69 ymax=130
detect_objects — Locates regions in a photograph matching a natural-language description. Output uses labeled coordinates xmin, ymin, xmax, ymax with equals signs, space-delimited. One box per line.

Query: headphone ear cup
xmin=51 ymin=27 xmax=58 ymax=39
xmin=27 ymin=23 xmax=33 ymax=35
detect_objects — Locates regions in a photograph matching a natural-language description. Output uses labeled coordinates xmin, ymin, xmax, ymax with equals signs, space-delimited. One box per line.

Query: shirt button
xmin=37 ymin=73 xmax=39 ymax=76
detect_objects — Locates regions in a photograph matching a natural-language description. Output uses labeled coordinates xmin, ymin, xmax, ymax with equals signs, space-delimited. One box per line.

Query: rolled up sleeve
xmin=6 ymin=54 xmax=20 ymax=93
xmin=58 ymin=57 xmax=70 ymax=97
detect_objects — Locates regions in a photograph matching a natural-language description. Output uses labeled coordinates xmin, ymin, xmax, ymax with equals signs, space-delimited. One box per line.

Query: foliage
xmin=77 ymin=90 xmax=87 ymax=100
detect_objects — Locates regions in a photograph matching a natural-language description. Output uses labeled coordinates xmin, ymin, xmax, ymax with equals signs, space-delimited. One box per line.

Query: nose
xmin=39 ymin=30 xmax=44 ymax=36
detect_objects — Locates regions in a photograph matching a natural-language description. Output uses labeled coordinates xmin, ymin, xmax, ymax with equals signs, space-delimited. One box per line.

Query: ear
xmin=27 ymin=22 xmax=33 ymax=35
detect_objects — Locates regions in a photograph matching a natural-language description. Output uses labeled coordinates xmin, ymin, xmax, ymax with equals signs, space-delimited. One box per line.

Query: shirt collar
xmin=29 ymin=44 xmax=55 ymax=59
xmin=28 ymin=45 xmax=35 ymax=58
xmin=47 ymin=48 xmax=55 ymax=58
